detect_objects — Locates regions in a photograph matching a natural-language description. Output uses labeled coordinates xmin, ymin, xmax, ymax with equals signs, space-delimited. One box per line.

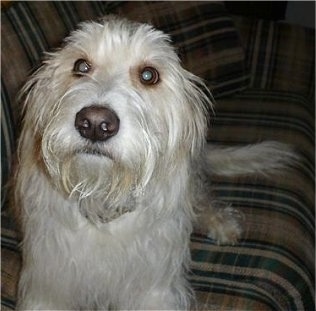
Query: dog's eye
xmin=140 ymin=67 xmax=159 ymax=85
xmin=73 ymin=59 xmax=91 ymax=75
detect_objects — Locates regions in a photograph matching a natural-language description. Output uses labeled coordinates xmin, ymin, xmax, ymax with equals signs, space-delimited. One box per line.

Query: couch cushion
xmin=194 ymin=89 xmax=315 ymax=310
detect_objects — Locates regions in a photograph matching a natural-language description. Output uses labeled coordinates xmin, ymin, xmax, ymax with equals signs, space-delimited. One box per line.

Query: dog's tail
xmin=205 ymin=141 xmax=299 ymax=176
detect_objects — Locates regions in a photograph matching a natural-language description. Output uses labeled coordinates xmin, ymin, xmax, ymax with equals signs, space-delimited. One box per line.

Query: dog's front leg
xmin=17 ymin=291 xmax=70 ymax=311
xmin=17 ymin=300 xmax=66 ymax=311
xmin=17 ymin=266 xmax=74 ymax=311
xmin=198 ymin=201 xmax=243 ymax=245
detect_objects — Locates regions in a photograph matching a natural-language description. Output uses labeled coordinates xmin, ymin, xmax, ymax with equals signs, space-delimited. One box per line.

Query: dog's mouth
xmin=75 ymin=145 xmax=114 ymax=160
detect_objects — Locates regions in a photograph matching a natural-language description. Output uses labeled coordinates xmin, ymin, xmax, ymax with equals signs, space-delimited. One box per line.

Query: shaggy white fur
xmin=14 ymin=16 xmax=297 ymax=310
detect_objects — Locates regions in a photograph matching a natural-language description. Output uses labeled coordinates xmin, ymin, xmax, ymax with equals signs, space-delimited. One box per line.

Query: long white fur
xmin=14 ymin=16 xmax=297 ymax=310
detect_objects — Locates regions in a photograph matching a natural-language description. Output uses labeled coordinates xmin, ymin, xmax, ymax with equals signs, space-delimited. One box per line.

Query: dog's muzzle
xmin=75 ymin=105 xmax=120 ymax=142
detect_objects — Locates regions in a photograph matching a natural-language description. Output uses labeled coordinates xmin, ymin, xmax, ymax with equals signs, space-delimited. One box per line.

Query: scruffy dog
xmin=14 ymin=16 xmax=296 ymax=310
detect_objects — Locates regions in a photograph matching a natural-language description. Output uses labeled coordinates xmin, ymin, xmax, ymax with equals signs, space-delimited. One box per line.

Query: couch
xmin=1 ymin=2 xmax=314 ymax=310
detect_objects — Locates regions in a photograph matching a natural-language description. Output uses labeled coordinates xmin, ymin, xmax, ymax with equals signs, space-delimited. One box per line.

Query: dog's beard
xmin=69 ymin=156 xmax=139 ymax=223
xmin=40 ymin=124 xmax=146 ymax=224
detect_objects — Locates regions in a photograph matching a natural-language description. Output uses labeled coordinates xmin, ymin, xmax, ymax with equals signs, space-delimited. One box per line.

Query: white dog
xmin=14 ymin=16 xmax=296 ymax=310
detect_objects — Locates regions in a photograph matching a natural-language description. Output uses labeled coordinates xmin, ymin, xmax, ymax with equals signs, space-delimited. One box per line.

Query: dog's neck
xmin=94 ymin=205 xmax=136 ymax=223
xmin=77 ymin=184 xmax=143 ymax=224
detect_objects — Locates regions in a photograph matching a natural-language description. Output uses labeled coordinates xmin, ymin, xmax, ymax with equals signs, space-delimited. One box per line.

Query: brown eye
xmin=73 ymin=59 xmax=91 ymax=75
xmin=140 ymin=67 xmax=159 ymax=85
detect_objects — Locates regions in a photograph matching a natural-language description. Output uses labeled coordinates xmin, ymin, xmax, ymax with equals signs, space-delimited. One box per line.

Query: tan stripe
xmin=195 ymin=290 xmax=271 ymax=311
xmin=192 ymin=234 xmax=313 ymax=296
xmin=192 ymin=274 xmax=280 ymax=309
xmin=191 ymin=262 xmax=305 ymax=310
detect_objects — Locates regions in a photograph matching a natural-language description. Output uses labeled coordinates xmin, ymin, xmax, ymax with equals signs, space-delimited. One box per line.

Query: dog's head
xmin=19 ymin=16 xmax=212 ymax=208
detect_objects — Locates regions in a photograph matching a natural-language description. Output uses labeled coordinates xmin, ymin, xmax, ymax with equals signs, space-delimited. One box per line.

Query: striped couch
xmin=1 ymin=2 xmax=314 ymax=310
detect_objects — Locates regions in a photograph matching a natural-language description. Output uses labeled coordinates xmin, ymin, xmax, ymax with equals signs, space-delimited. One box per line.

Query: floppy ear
xmin=180 ymin=69 xmax=214 ymax=157
xmin=19 ymin=49 xmax=76 ymax=134
xmin=19 ymin=63 xmax=57 ymax=133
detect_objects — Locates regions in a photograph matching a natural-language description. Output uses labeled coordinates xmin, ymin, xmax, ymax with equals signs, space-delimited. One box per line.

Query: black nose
xmin=75 ymin=105 xmax=120 ymax=142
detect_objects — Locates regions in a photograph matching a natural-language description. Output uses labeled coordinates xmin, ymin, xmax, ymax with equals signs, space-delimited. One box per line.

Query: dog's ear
xmin=179 ymin=69 xmax=214 ymax=156
xmin=18 ymin=52 xmax=70 ymax=133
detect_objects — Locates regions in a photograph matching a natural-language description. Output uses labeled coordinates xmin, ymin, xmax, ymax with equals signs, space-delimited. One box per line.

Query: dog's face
xmin=21 ymin=16 xmax=211 ymax=209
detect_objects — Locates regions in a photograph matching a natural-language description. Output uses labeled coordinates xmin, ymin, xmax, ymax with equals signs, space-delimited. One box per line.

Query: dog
xmin=13 ymin=16 xmax=297 ymax=310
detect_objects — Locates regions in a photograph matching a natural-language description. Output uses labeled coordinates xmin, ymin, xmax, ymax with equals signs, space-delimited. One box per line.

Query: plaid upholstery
xmin=106 ymin=1 xmax=250 ymax=98
xmin=1 ymin=1 xmax=315 ymax=311
xmin=233 ymin=15 xmax=315 ymax=101
xmin=195 ymin=90 xmax=315 ymax=310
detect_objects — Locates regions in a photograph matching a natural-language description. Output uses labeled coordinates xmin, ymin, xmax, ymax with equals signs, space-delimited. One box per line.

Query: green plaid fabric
xmin=1 ymin=2 xmax=314 ymax=311
xmin=196 ymin=89 xmax=315 ymax=310
xmin=105 ymin=1 xmax=250 ymax=98
xmin=233 ymin=15 xmax=315 ymax=101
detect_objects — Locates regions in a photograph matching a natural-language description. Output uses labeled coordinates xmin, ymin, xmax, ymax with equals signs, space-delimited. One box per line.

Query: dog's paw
xmin=204 ymin=202 xmax=244 ymax=245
